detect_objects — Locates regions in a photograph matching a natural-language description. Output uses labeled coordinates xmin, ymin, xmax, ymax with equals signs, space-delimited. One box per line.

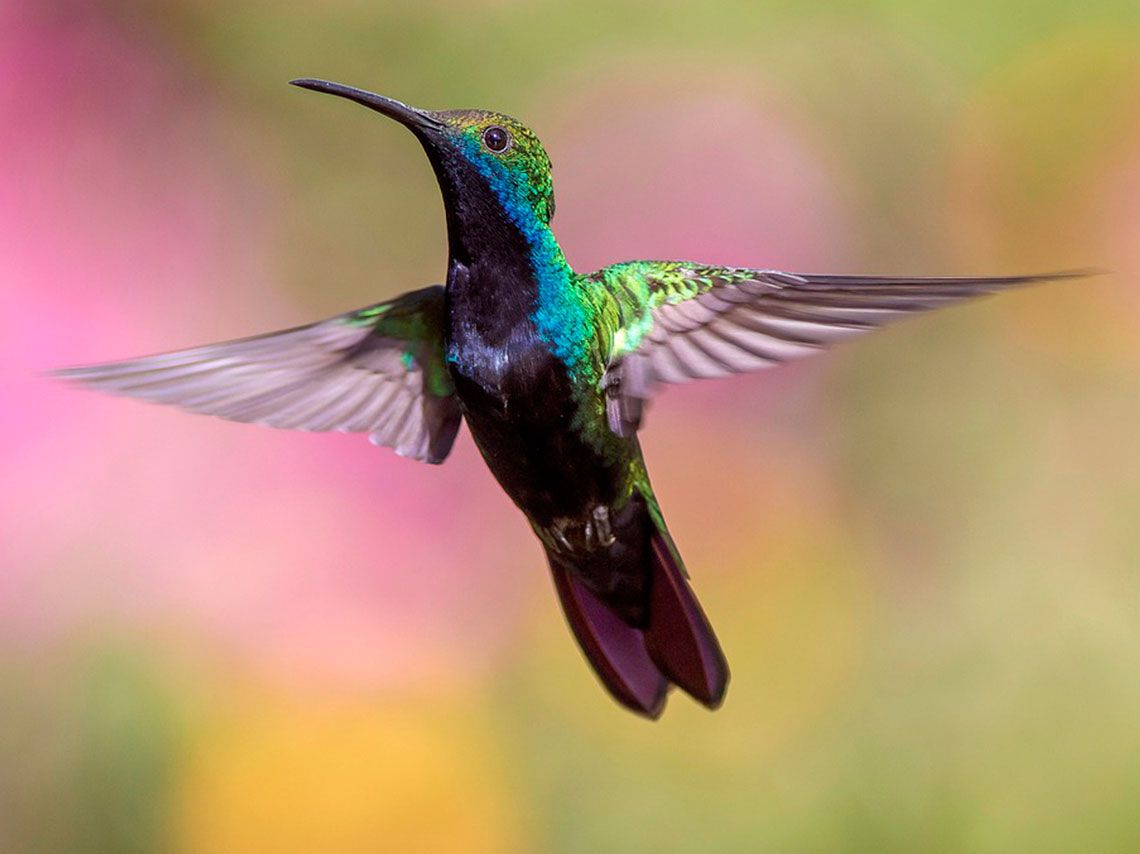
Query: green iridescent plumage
xmin=340 ymin=286 xmax=455 ymax=400
xmin=589 ymin=261 xmax=756 ymax=355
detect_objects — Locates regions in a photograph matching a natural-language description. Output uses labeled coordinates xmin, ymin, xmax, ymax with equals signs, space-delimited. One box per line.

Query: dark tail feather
xmin=549 ymin=563 xmax=668 ymax=718
xmin=643 ymin=529 xmax=730 ymax=709
xmin=546 ymin=516 xmax=729 ymax=716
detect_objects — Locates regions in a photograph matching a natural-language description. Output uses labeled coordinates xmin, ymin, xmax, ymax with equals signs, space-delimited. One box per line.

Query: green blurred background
xmin=4 ymin=0 xmax=1140 ymax=851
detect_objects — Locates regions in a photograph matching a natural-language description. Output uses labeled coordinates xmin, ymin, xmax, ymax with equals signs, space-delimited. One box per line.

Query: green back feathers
xmin=587 ymin=261 xmax=758 ymax=358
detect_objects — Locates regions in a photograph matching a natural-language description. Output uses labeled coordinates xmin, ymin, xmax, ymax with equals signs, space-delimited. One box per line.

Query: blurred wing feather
xmin=57 ymin=285 xmax=462 ymax=464
xmin=594 ymin=262 xmax=1086 ymax=436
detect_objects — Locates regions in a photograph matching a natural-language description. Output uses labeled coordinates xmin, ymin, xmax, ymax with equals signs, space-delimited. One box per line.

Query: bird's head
xmin=291 ymin=79 xmax=556 ymax=242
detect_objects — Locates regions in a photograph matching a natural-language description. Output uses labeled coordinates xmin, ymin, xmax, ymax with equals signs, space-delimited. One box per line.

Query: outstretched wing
xmin=57 ymin=285 xmax=462 ymax=464
xmin=592 ymin=262 xmax=1085 ymax=436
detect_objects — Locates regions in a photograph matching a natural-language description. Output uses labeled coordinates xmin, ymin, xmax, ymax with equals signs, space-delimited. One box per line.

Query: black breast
xmin=446 ymin=262 xmax=624 ymax=524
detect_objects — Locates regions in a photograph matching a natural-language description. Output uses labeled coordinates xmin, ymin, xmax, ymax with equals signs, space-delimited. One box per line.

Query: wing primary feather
xmin=56 ymin=285 xmax=464 ymax=464
xmin=594 ymin=262 xmax=1090 ymax=438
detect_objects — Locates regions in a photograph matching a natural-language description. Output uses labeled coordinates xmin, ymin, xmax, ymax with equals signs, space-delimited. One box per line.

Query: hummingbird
xmin=58 ymin=78 xmax=1083 ymax=718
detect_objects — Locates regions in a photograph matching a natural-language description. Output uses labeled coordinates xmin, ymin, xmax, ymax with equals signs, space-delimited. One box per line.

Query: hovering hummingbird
xmin=58 ymin=79 xmax=1082 ymax=718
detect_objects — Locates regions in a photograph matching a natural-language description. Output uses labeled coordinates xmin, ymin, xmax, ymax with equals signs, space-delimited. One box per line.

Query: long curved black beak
xmin=289 ymin=78 xmax=443 ymax=131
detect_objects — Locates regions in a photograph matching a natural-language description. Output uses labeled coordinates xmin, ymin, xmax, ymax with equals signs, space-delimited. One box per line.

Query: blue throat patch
xmin=457 ymin=137 xmax=593 ymax=372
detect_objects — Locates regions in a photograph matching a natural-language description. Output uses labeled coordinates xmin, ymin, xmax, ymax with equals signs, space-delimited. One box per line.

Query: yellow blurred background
xmin=3 ymin=0 xmax=1140 ymax=850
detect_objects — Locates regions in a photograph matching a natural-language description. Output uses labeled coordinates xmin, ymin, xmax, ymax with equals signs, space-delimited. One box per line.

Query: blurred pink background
xmin=3 ymin=0 xmax=1140 ymax=850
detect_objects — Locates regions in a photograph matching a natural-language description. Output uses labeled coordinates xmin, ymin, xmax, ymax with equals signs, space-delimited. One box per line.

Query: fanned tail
xmin=545 ymin=505 xmax=729 ymax=718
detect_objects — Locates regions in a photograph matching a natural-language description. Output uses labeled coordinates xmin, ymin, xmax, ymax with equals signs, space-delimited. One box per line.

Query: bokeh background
xmin=4 ymin=0 xmax=1140 ymax=850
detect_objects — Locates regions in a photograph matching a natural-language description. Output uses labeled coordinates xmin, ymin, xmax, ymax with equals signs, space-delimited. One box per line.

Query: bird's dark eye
xmin=482 ymin=125 xmax=510 ymax=153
